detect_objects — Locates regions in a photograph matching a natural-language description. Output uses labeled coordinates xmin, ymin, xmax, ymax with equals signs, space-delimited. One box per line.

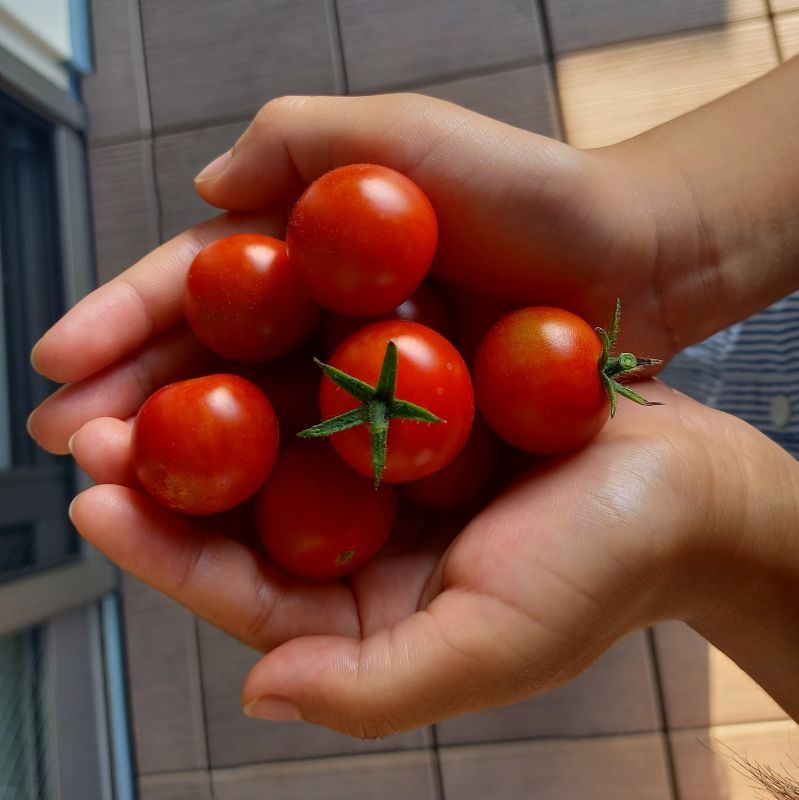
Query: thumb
xmin=240 ymin=588 xmax=546 ymax=737
xmin=192 ymin=93 xmax=514 ymax=212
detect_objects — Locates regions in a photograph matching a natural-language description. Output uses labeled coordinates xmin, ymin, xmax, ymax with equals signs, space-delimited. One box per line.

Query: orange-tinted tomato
xmin=474 ymin=307 xmax=608 ymax=453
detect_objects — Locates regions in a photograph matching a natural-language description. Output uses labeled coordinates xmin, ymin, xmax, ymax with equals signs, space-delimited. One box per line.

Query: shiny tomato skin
xmin=321 ymin=320 xmax=474 ymax=483
xmin=286 ymin=164 xmax=438 ymax=316
xmin=132 ymin=374 xmax=279 ymax=515
xmin=316 ymin=281 xmax=454 ymax=357
xmin=256 ymin=440 xmax=397 ymax=580
xmin=474 ymin=307 xmax=608 ymax=454
xmin=402 ymin=417 xmax=499 ymax=508
xmin=184 ymin=234 xmax=318 ymax=362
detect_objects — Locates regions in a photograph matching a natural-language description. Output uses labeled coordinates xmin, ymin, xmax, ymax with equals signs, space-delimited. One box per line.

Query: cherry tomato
xmin=473 ymin=307 xmax=608 ymax=453
xmin=286 ymin=164 xmax=438 ymax=316
xmin=132 ymin=374 xmax=278 ymax=515
xmin=320 ymin=320 xmax=474 ymax=483
xmin=230 ymin=349 xmax=320 ymax=441
xmin=184 ymin=234 xmax=318 ymax=362
xmin=402 ymin=417 xmax=500 ymax=507
xmin=316 ymin=281 xmax=454 ymax=357
xmin=256 ymin=440 xmax=396 ymax=580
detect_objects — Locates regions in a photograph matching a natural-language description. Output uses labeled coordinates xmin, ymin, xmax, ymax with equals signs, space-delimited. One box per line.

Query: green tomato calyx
xmin=596 ymin=298 xmax=663 ymax=418
xmin=297 ymin=341 xmax=444 ymax=487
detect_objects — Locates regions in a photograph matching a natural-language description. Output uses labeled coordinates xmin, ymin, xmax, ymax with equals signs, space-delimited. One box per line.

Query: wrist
xmin=668 ymin=414 xmax=799 ymax=718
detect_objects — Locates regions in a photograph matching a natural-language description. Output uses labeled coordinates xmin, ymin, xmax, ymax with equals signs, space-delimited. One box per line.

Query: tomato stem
xmin=596 ymin=299 xmax=663 ymax=418
xmin=298 ymin=341 xmax=444 ymax=486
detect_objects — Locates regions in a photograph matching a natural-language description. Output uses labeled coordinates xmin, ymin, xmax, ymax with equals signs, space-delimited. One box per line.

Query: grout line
xmin=190 ymin=617 xmax=216 ymax=800
xmin=646 ymin=628 xmax=682 ymax=800
xmin=430 ymin=726 xmax=447 ymax=800
xmin=554 ymin=13 xmax=775 ymax=59
xmin=765 ymin=1 xmax=786 ymax=62
xmin=85 ymin=54 xmax=547 ymax=149
xmin=327 ymin=0 xmax=350 ymax=95
xmin=533 ymin=0 xmax=567 ymax=141
xmin=132 ymin=0 xmax=164 ymax=245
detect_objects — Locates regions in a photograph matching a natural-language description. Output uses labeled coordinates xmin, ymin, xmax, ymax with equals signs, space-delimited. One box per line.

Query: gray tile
xmin=212 ymin=750 xmax=438 ymax=800
xmin=652 ymin=621 xmax=787 ymax=728
xmin=416 ymin=64 xmax=560 ymax=138
xmin=83 ymin=0 xmax=151 ymax=144
xmin=140 ymin=0 xmax=339 ymax=133
xmin=545 ymin=0 xmax=767 ymax=54
xmin=122 ymin=575 xmax=208 ymax=774
xmin=197 ymin=622 xmax=430 ymax=767
xmin=338 ymin=0 xmax=546 ymax=92
xmin=153 ymin=121 xmax=247 ymax=241
xmin=436 ymin=632 xmax=660 ymax=745
xmin=138 ymin=770 xmax=212 ymax=800
xmin=88 ymin=140 xmax=160 ymax=283
xmin=439 ymin=734 xmax=674 ymax=800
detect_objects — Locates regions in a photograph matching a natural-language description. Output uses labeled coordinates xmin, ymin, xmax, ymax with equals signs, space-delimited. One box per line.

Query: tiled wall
xmin=82 ymin=2 xmax=796 ymax=798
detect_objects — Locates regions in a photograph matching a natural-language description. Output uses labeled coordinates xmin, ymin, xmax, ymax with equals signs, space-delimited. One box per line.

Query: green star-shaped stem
xmin=298 ymin=341 xmax=443 ymax=486
xmin=597 ymin=298 xmax=663 ymax=418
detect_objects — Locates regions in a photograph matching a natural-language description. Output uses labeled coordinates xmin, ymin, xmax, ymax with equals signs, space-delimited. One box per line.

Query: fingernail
xmin=68 ymin=496 xmax=77 ymax=523
xmin=243 ymin=695 xmax=302 ymax=722
xmin=195 ymin=150 xmax=231 ymax=183
xmin=67 ymin=432 xmax=77 ymax=454
xmin=30 ymin=340 xmax=43 ymax=373
xmin=26 ymin=411 xmax=37 ymax=440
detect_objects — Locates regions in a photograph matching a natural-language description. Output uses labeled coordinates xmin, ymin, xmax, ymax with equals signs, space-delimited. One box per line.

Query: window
xmin=0 ymin=93 xmax=78 ymax=582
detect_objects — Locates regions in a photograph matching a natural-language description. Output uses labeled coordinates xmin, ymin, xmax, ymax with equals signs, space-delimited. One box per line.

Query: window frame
xmin=0 ymin=49 xmax=115 ymax=636
xmin=0 ymin=34 xmax=132 ymax=800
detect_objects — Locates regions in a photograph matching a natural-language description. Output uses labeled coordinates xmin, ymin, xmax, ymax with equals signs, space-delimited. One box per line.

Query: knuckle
xmin=344 ymin=715 xmax=401 ymax=740
xmin=254 ymin=95 xmax=308 ymax=127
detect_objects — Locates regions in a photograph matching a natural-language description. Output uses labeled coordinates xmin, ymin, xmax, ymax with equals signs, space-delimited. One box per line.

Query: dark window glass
xmin=0 ymin=93 xmax=78 ymax=581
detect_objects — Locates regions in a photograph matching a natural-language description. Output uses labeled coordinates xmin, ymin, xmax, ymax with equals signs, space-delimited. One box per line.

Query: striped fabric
xmin=661 ymin=291 xmax=799 ymax=457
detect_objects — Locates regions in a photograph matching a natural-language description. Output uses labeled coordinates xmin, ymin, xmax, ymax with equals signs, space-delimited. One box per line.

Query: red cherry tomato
xmin=402 ymin=418 xmax=500 ymax=508
xmin=184 ymin=234 xmax=318 ymax=362
xmin=320 ymin=320 xmax=474 ymax=483
xmin=474 ymin=307 xmax=608 ymax=453
xmin=256 ymin=440 xmax=397 ymax=580
xmin=286 ymin=164 xmax=438 ymax=316
xmin=132 ymin=374 xmax=279 ymax=515
xmin=316 ymin=281 xmax=454 ymax=357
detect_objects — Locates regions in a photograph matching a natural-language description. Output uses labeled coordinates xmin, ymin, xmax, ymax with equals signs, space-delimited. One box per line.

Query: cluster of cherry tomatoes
xmin=131 ymin=164 xmax=657 ymax=580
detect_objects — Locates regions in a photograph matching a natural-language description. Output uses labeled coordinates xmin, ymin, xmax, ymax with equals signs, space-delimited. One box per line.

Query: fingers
xmin=241 ymin=588 xmax=538 ymax=735
xmin=70 ymin=485 xmax=359 ymax=651
xmin=69 ymin=417 xmax=138 ymax=487
xmin=28 ymin=325 xmax=215 ymax=454
xmin=194 ymin=93 xmax=543 ymax=213
xmin=31 ymin=211 xmax=284 ymax=385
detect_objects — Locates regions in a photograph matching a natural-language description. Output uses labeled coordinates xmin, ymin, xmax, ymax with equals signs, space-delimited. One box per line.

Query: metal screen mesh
xmin=0 ymin=630 xmax=49 ymax=800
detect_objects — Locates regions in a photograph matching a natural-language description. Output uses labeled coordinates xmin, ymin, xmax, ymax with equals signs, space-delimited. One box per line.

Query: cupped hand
xmin=66 ymin=382 xmax=781 ymax=735
xmin=26 ymin=94 xmax=754 ymax=735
